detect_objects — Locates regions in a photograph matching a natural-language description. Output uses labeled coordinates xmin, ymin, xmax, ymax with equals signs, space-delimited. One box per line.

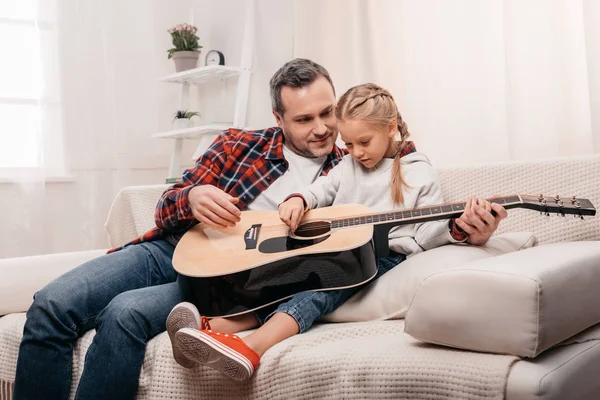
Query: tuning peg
xmin=571 ymin=195 xmax=577 ymax=203
xmin=538 ymin=194 xmax=544 ymax=201
xmin=554 ymin=195 xmax=560 ymax=202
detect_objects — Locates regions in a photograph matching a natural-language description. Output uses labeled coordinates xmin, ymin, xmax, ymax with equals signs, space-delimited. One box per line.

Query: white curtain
xmin=0 ymin=0 xmax=178 ymax=258
xmin=292 ymin=0 xmax=600 ymax=167
xmin=0 ymin=1 xmax=61 ymax=257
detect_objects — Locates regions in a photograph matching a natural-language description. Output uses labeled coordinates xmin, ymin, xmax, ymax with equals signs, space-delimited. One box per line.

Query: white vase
xmin=173 ymin=118 xmax=192 ymax=130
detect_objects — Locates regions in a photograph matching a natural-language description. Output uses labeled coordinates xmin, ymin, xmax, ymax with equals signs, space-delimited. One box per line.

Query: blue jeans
xmin=13 ymin=240 xmax=186 ymax=400
xmin=255 ymin=253 xmax=406 ymax=332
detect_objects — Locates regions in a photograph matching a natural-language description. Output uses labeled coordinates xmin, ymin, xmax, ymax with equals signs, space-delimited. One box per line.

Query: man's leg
xmin=74 ymin=281 xmax=185 ymax=399
xmin=13 ymin=240 xmax=178 ymax=400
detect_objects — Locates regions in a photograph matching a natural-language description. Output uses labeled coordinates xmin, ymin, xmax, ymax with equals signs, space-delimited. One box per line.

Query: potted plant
xmin=173 ymin=110 xmax=201 ymax=129
xmin=167 ymin=23 xmax=203 ymax=72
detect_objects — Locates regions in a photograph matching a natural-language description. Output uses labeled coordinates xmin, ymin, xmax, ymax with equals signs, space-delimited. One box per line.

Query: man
xmin=14 ymin=58 xmax=506 ymax=399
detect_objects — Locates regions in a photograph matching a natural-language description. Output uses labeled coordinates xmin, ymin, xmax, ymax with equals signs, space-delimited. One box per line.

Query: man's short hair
xmin=269 ymin=58 xmax=335 ymax=116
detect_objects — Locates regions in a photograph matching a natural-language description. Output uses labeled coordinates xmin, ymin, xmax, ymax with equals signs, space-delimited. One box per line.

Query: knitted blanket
xmin=1 ymin=314 xmax=516 ymax=399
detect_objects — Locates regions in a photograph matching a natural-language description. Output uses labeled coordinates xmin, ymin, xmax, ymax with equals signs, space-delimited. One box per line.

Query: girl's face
xmin=338 ymin=119 xmax=397 ymax=168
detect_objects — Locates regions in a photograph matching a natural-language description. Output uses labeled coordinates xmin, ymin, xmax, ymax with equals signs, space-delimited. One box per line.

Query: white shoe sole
xmin=166 ymin=302 xmax=202 ymax=368
xmin=175 ymin=327 xmax=254 ymax=380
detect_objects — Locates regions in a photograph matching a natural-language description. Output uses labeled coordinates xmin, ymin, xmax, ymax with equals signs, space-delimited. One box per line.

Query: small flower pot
xmin=172 ymin=51 xmax=200 ymax=72
xmin=173 ymin=118 xmax=192 ymax=130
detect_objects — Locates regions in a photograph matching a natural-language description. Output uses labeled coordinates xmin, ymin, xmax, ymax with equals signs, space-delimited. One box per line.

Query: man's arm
xmin=154 ymin=131 xmax=237 ymax=231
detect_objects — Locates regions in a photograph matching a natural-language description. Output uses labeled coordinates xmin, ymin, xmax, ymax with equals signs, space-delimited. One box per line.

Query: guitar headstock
xmin=519 ymin=194 xmax=596 ymax=218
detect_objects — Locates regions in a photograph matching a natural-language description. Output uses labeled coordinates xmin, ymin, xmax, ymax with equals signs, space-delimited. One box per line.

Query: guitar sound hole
xmin=294 ymin=221 xmax=331 ymax=239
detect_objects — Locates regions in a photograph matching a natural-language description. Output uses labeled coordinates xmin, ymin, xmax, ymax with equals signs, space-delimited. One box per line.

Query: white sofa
xmin=1 ymin=154 xmax=600 ymax=400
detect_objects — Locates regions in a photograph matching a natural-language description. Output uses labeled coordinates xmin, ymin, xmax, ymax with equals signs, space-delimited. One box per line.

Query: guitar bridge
xmin=244 ymin=224 xmax=262 ymax=249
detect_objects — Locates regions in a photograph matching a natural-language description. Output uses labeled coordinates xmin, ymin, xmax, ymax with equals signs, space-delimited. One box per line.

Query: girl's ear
xmin=388 ymin=118 xmax=398 ymax=138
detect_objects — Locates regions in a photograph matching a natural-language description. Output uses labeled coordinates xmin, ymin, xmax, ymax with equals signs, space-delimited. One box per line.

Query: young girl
xmin=167 ymin=83 xmax=474 ymax=380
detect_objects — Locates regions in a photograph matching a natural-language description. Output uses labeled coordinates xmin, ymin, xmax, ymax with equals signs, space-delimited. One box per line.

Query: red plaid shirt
xmin=110 ymin=129 xmax=466 ymax=252
xmin=109 ymin=127 xmax=346 ymax=252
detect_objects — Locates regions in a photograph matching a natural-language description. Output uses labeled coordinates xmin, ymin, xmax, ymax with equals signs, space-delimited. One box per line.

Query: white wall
xmin=1 ymin=0 xmax=598 ymax=258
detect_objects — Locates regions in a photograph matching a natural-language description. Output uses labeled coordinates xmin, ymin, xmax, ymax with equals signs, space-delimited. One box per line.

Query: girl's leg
xmin=239 ymin=252 xmax=406 ymax=354
xmin=209 ymin=313 xmax=261 ymax=334
xmin=175 ymin=253 xmax=406 ymax=378
xmin=205 ymin=312 xmax=300 ymax=356
xmin=242 ymin=312 xmax=299 ymax=356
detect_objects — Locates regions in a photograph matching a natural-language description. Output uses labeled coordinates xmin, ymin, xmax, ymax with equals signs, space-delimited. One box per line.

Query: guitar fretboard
xmin=330 ymin=195 xmax=521 ymax=229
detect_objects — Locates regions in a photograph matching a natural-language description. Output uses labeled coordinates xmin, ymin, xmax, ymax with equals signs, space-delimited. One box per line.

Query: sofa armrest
xmin=405 ymin=241 xmax=600 ymax=357
xmin=0 ymin=249 xmax=108 ymax=315
xmin=104 ymin=184 xmax=169 ymax=248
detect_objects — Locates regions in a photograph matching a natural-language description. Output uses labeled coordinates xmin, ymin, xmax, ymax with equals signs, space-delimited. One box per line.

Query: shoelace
xmin=201 ymin=316 xmax=211 ymax=330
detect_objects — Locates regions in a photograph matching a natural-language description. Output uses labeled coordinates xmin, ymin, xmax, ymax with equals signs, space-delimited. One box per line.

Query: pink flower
xmin=168 ymin=23 xmax=199 ymax=35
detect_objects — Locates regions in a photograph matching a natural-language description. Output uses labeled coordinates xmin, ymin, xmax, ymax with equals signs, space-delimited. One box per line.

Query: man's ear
xmin=273 ymin=111 xmax=284 ymax=128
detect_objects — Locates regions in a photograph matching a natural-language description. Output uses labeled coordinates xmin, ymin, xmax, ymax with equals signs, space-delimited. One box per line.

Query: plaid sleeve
xmin=448 ymin=218 xmax=469 ymax=242
xmin=154 ymin=131 xmax=230 ymax=232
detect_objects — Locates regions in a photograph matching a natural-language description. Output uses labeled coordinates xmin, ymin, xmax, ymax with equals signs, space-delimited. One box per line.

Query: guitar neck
xmin=330 ymin=195 xmax=523 ymax=230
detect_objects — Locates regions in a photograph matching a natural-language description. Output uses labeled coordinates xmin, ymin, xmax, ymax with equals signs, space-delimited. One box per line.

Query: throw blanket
xmin=1 ymin=315 xmax=516 ymax=399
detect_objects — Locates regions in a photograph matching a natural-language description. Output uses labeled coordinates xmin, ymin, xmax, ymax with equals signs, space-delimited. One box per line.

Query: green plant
xmin=173 ymin=110 xmax=201 ymax=121
xmin=167 ymin=23 xmax=203 ymax=59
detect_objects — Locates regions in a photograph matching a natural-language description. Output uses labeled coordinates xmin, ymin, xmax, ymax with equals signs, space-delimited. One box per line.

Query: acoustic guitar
xmin=173 ymin=194 xmax=595 ymax=317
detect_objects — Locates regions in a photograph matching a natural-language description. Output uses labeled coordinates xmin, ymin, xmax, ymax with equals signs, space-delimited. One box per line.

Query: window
xmin=0 ymin=0 xmax=63 ymax=177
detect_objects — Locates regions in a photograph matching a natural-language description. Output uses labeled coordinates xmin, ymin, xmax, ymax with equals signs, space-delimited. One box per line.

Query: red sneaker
xmin=166 ymin=302 xmax=211 ymax=368
xmin=175 ymin=327 xmax=260 ymax=380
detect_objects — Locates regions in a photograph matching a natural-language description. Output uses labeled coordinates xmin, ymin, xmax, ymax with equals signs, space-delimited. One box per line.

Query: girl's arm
xmin=296 ymin=157 xmax=347 ymax=209
xmin=411 ymin=168 xmax=468 ymax=250
xmin=278 ymin=157 xmax=346 ymax=230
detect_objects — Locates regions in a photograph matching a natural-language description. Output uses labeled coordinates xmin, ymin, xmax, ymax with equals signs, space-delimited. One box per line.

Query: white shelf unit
xmin=152 ymin=123 xmax=233 ymax=139
xmin=156 ymin=0 xmax=255 ymax=180
xmin=159 ymin=65 xmax=242 ymax=85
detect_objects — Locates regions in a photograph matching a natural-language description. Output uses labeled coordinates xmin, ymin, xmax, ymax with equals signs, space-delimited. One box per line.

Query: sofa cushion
xmin=322 ymin=232 xmax=537 ymax=323
xmin=404 ymin=241 xmax=600 ymax=357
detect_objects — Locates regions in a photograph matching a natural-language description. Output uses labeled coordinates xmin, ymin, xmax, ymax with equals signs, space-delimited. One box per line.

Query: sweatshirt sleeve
xmin=297 ymin=157 xmax=346 ymax=209
xmin=412 ymin=166 xmax=468 ymax=250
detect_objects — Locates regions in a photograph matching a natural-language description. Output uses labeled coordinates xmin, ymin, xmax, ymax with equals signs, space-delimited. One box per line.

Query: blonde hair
xmin=335 ymin=83 xmax=411 ymax=204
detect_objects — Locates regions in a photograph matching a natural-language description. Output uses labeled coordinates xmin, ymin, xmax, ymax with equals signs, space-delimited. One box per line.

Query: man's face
xmin=273 ymin=76 xmax=338 ymax=158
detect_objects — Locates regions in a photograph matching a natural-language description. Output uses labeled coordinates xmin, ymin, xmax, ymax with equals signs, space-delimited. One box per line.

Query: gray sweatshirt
xmin=299 ymin=152 xmax=464 ymax=257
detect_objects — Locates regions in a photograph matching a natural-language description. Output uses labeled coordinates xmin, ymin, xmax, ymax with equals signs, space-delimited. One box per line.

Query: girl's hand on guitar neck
xmin=279 ymin=196 xmax=306 ymax=232
xmin=188 ymin=185 xmax=241 ymax=229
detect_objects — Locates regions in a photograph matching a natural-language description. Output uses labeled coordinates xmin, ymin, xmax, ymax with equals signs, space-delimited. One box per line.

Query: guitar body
xmin=173 ymin=204 xmax=378 ymax=317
